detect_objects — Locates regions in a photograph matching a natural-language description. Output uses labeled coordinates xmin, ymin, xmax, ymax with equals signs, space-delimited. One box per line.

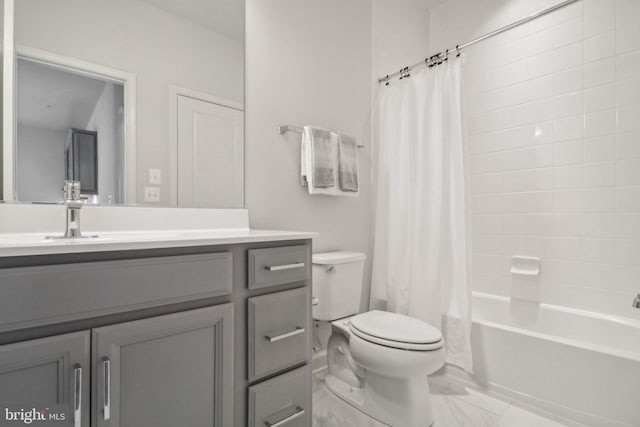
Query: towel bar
xmin=279 ymin=125 xmax=304 ymax=134
xmin=278 ymin=125 xmax=365 ymax=148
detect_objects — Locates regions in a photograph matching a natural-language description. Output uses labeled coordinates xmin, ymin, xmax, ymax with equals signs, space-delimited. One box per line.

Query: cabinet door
xmin=92 ymin=304 xmax=234 ymax=427
xmin=0 ymin=331 xmax=90 ymax=426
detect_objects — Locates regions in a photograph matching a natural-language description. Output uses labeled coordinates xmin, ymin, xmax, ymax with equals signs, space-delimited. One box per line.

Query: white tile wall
xmin=456 ymin=0 xmax=640 ymax=319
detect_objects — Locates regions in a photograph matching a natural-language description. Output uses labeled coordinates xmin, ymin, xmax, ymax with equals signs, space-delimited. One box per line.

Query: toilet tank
xmin=312 ymin=251 xmax=366 ymax=321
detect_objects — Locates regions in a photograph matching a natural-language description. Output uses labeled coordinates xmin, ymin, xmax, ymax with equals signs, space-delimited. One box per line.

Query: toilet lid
xmin=349 ymin=311 xmax=443 ymax=350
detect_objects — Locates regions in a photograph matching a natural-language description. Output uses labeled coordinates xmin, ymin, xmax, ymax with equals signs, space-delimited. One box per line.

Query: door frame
xmin=168 ymin=86 xmax=244 ymax=207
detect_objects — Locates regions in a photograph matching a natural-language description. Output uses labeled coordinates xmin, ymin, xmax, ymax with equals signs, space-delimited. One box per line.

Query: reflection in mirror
xmin=0 ymin=3 xmax=3 ymax=200
xmin=6 ymin=0 xmax=245 ymax=207
xmin=16 ymin=59 xmax=125 ymax=204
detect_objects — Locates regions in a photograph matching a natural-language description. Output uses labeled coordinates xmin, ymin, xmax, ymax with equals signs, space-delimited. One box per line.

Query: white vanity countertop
xmin=0 ymin=229 xmax=318 ymax=257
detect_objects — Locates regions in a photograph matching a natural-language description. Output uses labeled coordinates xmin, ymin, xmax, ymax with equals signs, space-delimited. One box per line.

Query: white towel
xmin=301 ymin=126 xmax=335 ymax=188
xmin=300 ymin=126 xmax=359 ymax=197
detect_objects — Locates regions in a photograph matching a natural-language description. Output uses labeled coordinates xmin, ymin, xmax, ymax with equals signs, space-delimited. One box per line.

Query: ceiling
xmin=139 ymin=0 xmax=244 ymax=41
xmin=17 ymin=59 xmax=109 ymax=132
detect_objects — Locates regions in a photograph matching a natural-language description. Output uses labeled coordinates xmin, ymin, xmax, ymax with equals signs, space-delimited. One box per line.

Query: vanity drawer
xmin=248 ymin=245 xmax=311 ymax=290
xmin=248 ymin=287 xmax=310 ymax=381
xmin=0 ymin=252 xmax=232 ymax=333
xmin=248 ymin=365 xmax=311 ymax=427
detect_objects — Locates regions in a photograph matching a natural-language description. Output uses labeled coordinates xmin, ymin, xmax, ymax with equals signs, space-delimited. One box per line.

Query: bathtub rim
xmin=471 ymin=291 xmax=640 ymax=363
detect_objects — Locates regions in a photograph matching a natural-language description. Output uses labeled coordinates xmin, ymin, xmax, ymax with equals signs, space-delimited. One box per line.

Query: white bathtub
xmin=445 ymin=292 xmax=640 ymax=427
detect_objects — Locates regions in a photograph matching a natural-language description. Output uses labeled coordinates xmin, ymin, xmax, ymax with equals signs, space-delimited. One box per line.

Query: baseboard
xmin=312 ymin=349 xmax=328 ymax=374
xmin=440 ymin=365 xmax=628 ymax=427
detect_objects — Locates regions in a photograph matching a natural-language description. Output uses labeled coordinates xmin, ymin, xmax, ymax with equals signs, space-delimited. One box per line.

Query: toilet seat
xmin=350 ymin=326 xmax=444 ymax=351
xmin=349 ymin=310 xmax=444 ymax=351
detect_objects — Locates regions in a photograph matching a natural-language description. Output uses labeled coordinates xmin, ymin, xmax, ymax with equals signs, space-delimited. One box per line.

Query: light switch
xmin=149 ymin=168 xmax=162 ymax=184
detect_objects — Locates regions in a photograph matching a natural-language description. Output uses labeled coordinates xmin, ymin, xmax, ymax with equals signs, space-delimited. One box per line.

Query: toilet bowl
xmin=312 ymin=252 xmax=445 ymax=427
xmin=325 ymin=311 xmax=445 ymax=427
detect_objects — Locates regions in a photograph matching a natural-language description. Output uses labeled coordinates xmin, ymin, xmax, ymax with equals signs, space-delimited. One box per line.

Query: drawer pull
xmin=265 ymin=326 xmax=305 ymax=343
xmin=103 ymin=357 xmax=111 ymax=420
xmin=73 ymin=365 xmax=82 ymax=427
xmin=264 ymin=263 xmax=305 ymax=272
xmin=265 ymin=406 xmax=305 ymax=427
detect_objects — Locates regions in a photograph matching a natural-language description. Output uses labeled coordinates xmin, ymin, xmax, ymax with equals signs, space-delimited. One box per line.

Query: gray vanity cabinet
xmin=245 ymin=245 xmax=313 ymax=427
xmin=248 ymin=246 xmax=311 ymax=290
xmin=248 ymin=365 xmax=311 ymax=427
xmin=248 ymin=287 xmax=310 ymax=382
xmin=0 ymin=331 xmax=91 ymax=426
xmin=0 ymin=238 xmax=313 ymax=427
xmin=92 ymin=304 xmax=234 ymax=427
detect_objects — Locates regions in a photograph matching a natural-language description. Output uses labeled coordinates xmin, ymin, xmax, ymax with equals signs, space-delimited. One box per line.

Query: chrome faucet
xmin=45 ymin=181 xmax=98 ymax=240
xmin=63 ymin=181 xmax=83 ymax=238
xmin=633 ymin=294 xmax=640 ymax=309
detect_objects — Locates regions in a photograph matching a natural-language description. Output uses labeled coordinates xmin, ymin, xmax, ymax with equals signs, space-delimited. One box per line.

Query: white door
xmin=177 ymin=95 xmax=244 ymax=208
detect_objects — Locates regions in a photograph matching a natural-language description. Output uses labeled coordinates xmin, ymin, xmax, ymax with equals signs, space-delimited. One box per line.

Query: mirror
xmin=2 ymin=0 xmax=245 ymax=208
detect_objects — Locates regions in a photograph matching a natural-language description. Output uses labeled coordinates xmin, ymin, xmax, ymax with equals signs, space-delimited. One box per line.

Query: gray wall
xmin=245 ymin=0 xmax=374 ymax=312
xmin=372 ymin=0 xmax=430 ymax=88
xmin=16 ymin=126 xmax=66 ymax=202
xmin=245 ymin=0 xmax=432 ymax=317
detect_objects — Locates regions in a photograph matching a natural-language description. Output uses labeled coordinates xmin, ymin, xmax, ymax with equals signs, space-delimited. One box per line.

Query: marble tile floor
xmin=312 ymin=370 xmax=571 ymax=427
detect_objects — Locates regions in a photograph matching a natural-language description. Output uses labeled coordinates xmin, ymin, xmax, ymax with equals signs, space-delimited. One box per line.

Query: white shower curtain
xmin=371 ymin=60 xmax=473 ymax=372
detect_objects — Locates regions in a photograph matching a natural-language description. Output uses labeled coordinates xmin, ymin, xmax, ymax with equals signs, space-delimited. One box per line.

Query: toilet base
xmin=325 ymin=373 xmax=366 ymax=408
xmin=325 ymin=372 xmax=435 ymax=427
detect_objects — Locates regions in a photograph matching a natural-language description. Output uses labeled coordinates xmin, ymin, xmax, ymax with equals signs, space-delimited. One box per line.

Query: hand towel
xmin=338 ymin=133 xmax=359 ymax=192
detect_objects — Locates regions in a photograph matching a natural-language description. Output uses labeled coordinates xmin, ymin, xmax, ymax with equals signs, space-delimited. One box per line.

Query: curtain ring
xmin=456 ymin=44 xmax=461 ymax=57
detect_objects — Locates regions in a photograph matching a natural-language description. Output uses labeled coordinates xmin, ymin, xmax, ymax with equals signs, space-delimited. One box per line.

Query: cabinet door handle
xmin=265 ymin=406 xmax=305 ymax=427
xmin=265 ymin=326 xmax=305 ymax=343
xmin=102 ymin=357 xmax=111 ymax=420
xmin=73 ymin=365 xmax=82 ymax=427
xmin=264 ymin=262 xmax=304 ymax=272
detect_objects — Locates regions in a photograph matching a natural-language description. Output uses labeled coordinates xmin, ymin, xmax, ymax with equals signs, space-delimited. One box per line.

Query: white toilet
xmin=312 ymin=252 xmax=445 ymax=427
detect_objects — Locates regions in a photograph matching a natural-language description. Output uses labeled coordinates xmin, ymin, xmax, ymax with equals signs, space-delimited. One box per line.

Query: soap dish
xmin=510 ymin=256 xmax=541 ymax=276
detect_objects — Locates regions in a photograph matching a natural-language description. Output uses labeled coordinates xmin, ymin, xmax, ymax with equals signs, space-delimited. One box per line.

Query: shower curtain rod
xmin=377 ymin=0 xmax=581 ymax=84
